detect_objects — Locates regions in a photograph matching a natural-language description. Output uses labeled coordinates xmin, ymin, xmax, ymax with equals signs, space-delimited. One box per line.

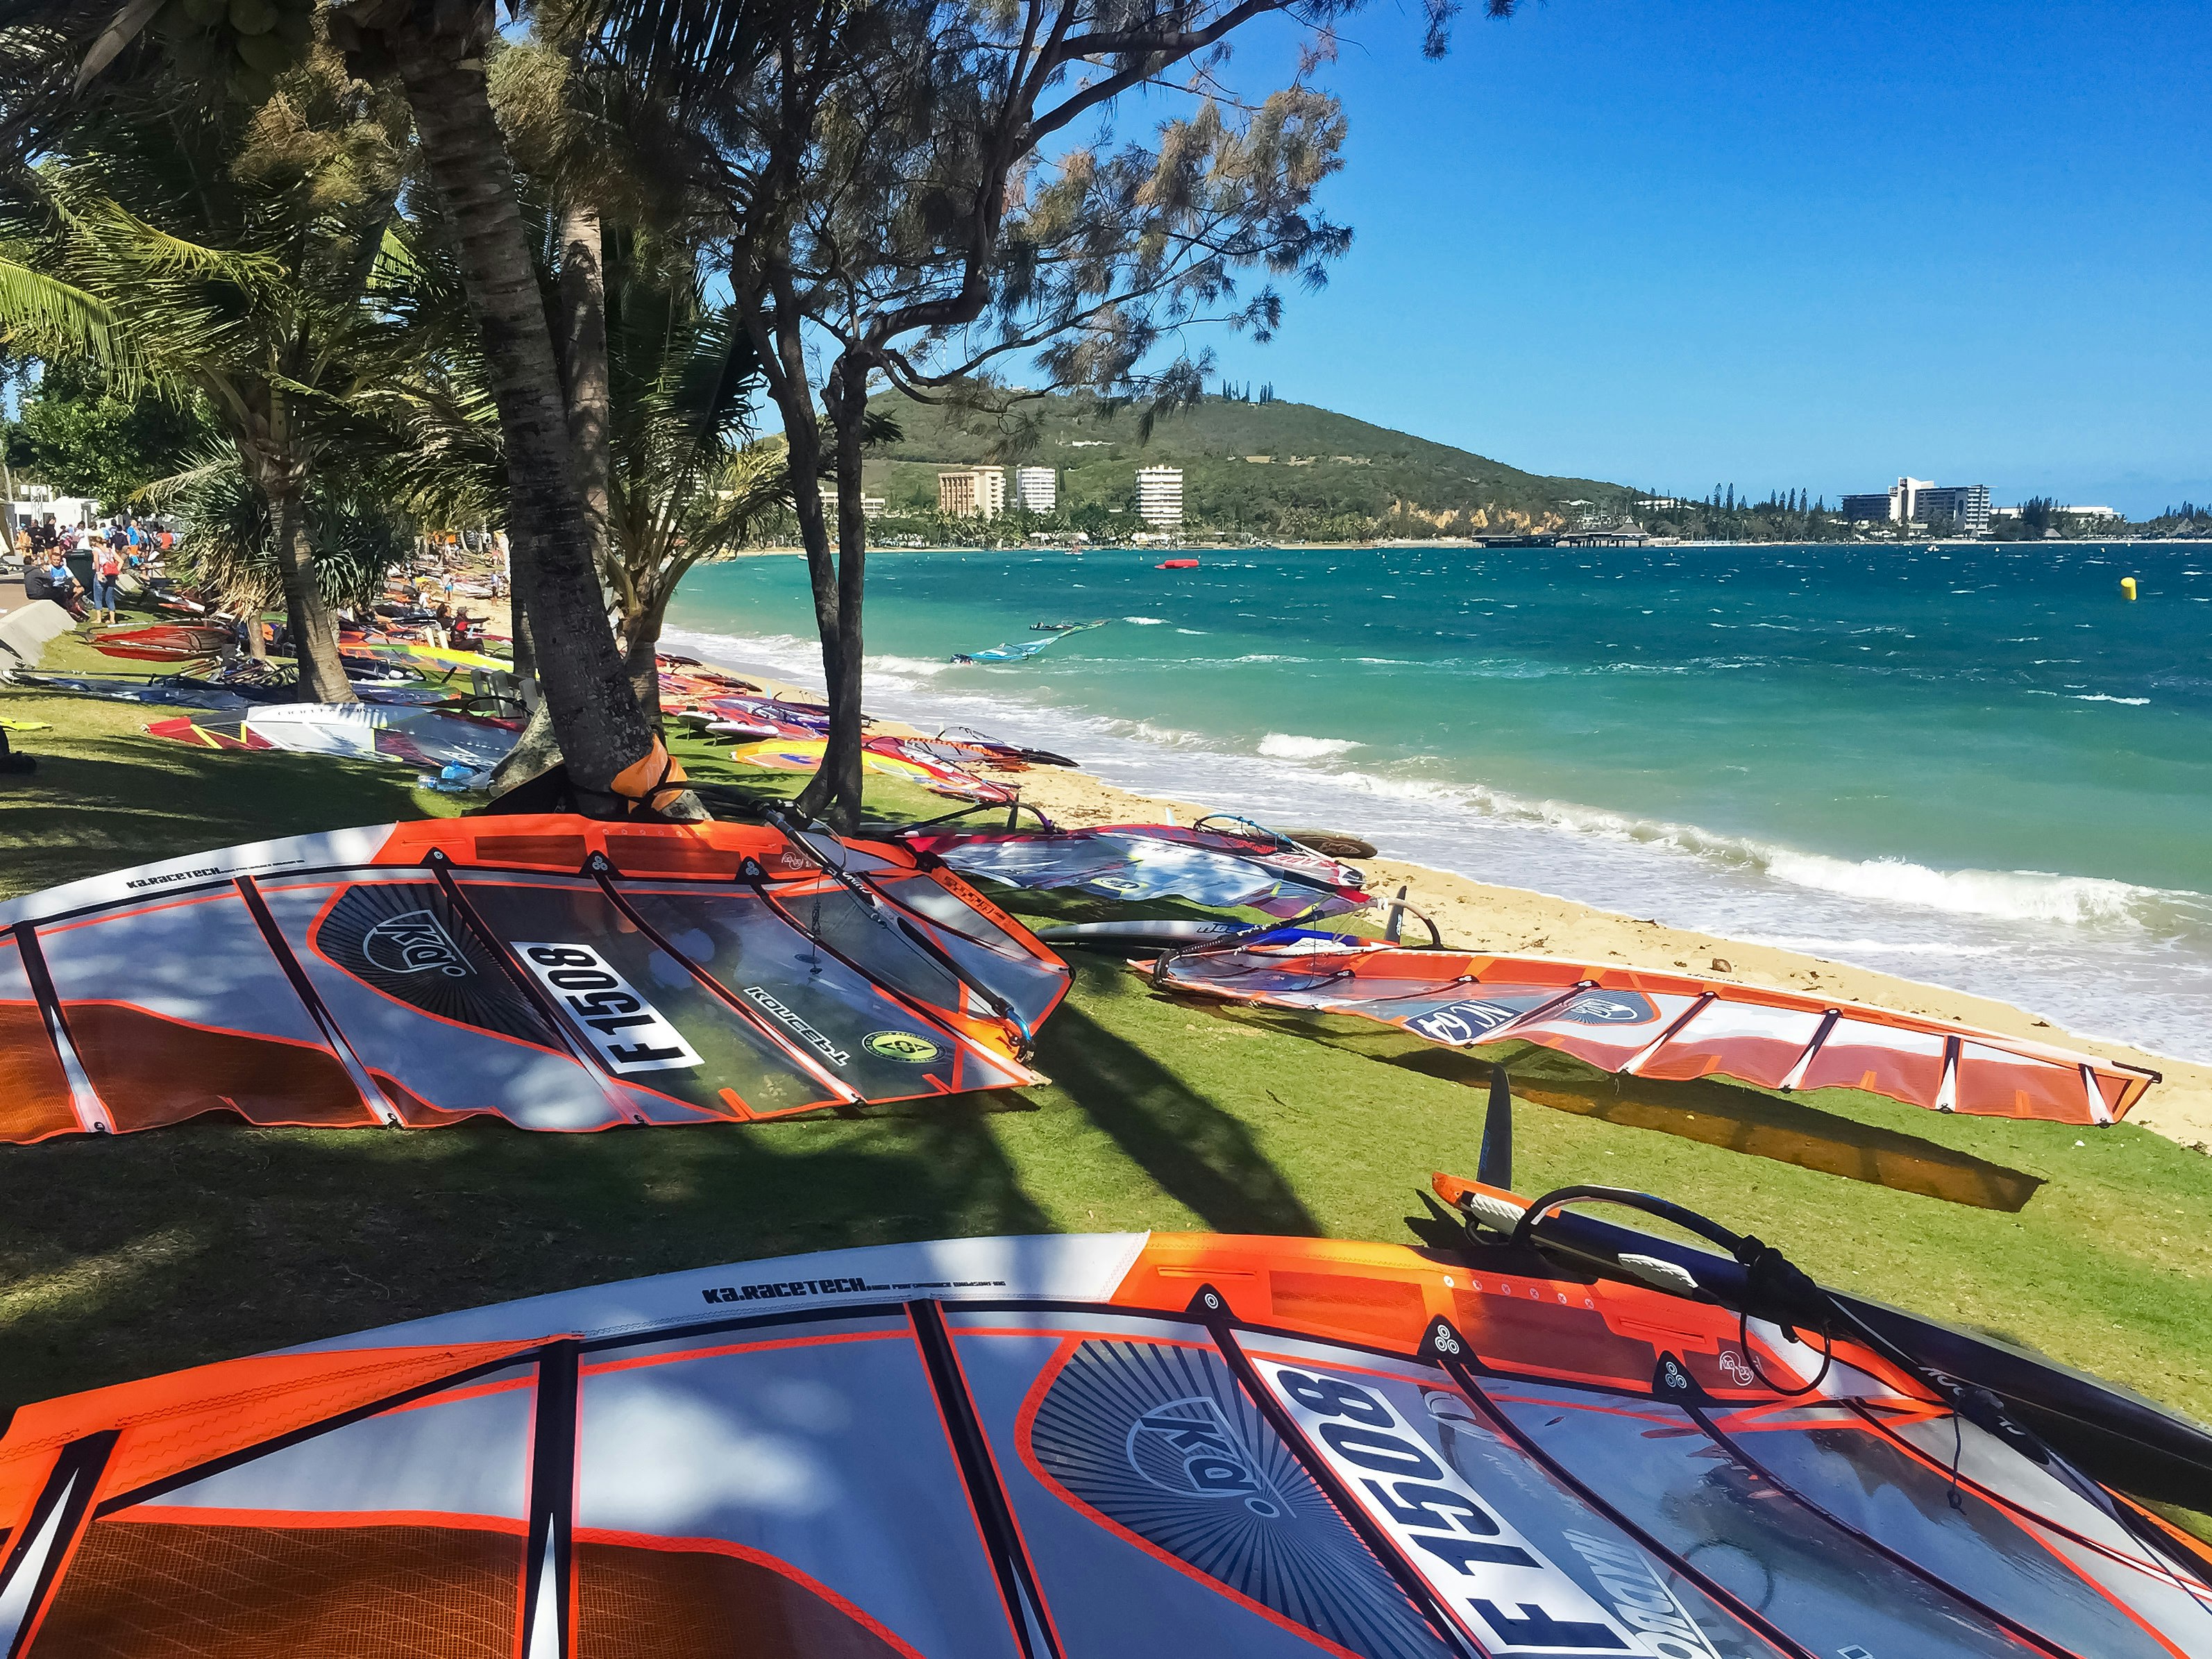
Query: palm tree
xmin=322 ymin=0 xmax=687 ymax=811
xmin=0 ymin=49 xmax=408 ymax=699
xmin=8 ymin=0 xmax=692 ymax=807
xmin=597 ymin=242 xmax=787 ymax=719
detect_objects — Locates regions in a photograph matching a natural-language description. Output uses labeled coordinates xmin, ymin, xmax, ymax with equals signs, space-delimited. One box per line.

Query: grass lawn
xmin=3 ymin=628 xmax=2210 ymax=1478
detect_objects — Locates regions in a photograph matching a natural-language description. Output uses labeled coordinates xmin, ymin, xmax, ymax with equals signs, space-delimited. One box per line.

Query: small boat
xmin=1156 ymin=558 xmax=1199 ymax=569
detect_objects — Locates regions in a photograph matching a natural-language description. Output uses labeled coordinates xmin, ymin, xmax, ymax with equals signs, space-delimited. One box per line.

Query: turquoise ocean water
xmin=666 ymin=541 xmax=2212 ymax=1061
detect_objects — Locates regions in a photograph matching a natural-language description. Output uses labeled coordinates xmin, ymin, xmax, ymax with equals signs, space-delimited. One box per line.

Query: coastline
xmin=731 ymin=534 xmax=2184 ymax=553
xmin=709 ymin=657 xmax=2212 ymax=1150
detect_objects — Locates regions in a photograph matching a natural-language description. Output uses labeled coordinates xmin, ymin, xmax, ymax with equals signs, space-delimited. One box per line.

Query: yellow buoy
xmin=2122 ymin=576 xmax=2138 ymax=600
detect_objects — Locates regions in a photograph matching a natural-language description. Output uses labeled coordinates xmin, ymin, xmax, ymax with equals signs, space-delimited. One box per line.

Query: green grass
xmin=4 ymin=639 xmax=2211 ymax=1457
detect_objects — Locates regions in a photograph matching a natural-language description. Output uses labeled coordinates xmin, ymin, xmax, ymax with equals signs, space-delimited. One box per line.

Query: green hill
xmin=861 ymin=389 xmax=1633 ymax=538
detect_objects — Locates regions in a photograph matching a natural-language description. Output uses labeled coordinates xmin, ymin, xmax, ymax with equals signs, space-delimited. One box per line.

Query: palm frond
xmin=0 ymin=249 xmax=141 ymax=375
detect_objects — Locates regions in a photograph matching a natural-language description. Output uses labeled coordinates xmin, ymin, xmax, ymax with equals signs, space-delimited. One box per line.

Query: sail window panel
xmin=1492 ymin=1382 xmax=2045 ymax=1658
xmin=623 ymin=887 xmax=1025 ymax=1102
xmin=1955 ymin=1043 xmax=2092 ymax=1122
xmin=1707 ymin=1402 xmax=2193 ymax=1659
xmin=868 ymin=870 xmax=1071 ymax=1033
xmin=1791 ymin=1017 xmax=1950 ymax=1103
xmin=1236 ymin=1345 xmax=1788 ymax=1659
xmin=33 ymin=891 xmax=369 ymax=1130
xmin=263 ymin=875 xmax=627 ymax=1131
xmin=1507 ymin=989 xmax=1706 ymax=1072
xmin=457 ymin=875 xmax=826 ymax=1122
xmin=0 ymin=933 xmax=78 ymax=1141
xmin=1636 ymin=1002 xmax=1827 ymax=1088
xmin=572 ymin=1330 xmax=1024 ymax=1659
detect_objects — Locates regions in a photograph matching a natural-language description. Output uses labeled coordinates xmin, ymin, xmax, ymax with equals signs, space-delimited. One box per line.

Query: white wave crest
xmin=2071 ymin=693 xmax=2150 ymax=705
xmin=865 ymin=654 xmax=953 ymax=683
xmin=1258 ymin=732 xmax=1362 ymax=760
xmin=1123 ymin=616 xmax=1167 ymax=625
xmin=1126 ymin=720 xmax=1204 ymax=746
xmin=1322 ymin=768 xmax=2196 ymax=932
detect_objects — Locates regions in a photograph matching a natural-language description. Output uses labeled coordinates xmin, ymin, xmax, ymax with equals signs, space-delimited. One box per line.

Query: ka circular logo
xmin=863 ymin=1029 xmax=942 ymax=1064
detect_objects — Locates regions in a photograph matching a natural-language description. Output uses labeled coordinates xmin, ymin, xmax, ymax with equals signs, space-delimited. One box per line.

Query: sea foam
xmin=1258 ymin=733 xmax=1362 ymax=759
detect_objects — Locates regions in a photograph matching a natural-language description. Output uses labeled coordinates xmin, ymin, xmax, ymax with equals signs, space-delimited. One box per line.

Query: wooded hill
xmin=862 ymin=389 xmax=1635 ymax=537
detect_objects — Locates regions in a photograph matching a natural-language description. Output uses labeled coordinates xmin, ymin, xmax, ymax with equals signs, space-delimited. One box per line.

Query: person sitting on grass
xmin=24 ymin=547 xmax=85 ymax=620
xmin=0 ymin=724 xmax=33 ymax=775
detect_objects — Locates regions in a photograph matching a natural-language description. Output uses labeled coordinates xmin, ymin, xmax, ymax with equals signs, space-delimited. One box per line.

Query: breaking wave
xmin=1258 ymin=733 xmax=1362 ymax=760
xmin=1325 ymin=767 xmax=2200 ymax=933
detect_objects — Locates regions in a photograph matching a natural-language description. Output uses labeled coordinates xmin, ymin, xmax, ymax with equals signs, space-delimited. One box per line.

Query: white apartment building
xmin=816 ymin=485 xmax=886 ymax=519
xmin=1135 ymin=466 xmax=1185 ymax=528
xmin=1839 ymin=477 xmax=1990 ymax=532
xmin=1014 ymin=467 xmax=1057 ymax=512
xmin=938 ymin=466 xmax=1007 ymax=519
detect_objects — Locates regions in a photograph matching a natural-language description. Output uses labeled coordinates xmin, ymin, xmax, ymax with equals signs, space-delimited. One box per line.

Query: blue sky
xmin=1190 ymin=0 xmax=2212 ymax=514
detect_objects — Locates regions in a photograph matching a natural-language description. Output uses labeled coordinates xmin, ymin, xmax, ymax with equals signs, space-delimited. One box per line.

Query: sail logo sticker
xmin=1125 ymin=1397 xmax=1283 ymax=1517
xmin=863 ymin=1030 xmax=941 ymax=1064
xmin=1259 ymin=1365 xmax=1644 ymax=1657
xmin=362 ymin=909 xmax=472 ymax=979
xmin=1407 ymin=1000 xmax=1528 ymax=1046
xmin=513 ymin=943 xmax=703 ymax=1074
xmin=741 ymin=986 xmax=851 ymax=1066
xmin=1556 ymin=993 xmax=1655 ymax=1026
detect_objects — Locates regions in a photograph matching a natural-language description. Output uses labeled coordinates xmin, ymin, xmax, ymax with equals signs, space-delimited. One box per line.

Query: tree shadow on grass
xmin=1034 ymin=961 xmax=1320 ymax=1237
xmin=0 ymin=1097 xmax=1057 ymax=1413
xmin=0 ymin=736 xmax=437 ymax=898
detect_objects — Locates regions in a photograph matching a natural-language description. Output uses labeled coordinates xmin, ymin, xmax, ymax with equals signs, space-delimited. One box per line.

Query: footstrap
xmin=607 ymin=734 xmax=692 ymax=816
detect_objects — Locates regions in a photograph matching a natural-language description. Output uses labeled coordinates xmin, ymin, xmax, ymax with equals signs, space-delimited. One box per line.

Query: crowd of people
xmin=12 ymin=514 xmax=172 ymax=624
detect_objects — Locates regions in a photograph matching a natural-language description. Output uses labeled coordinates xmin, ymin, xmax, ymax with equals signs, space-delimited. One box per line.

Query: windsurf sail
xmin=1152 ymin=936 xmax=2159 ymax=1125
xmin=85 ymin=621 xmax=233 ymax=662
xmin=12 ymin=672 xmax=259 ymax=709
xmin=729 ymin=735 xmax=1017 ymax=804
xmin=0 ymin=600 xmax=76 ymax=680
xmin=949 ymin=619 xmax=1107 ymax=664
xmin=0 ymin=813 xmax=1069 ymax=1141
xmin=343 ymin=640 xmax=516 ymax=677
xmin=908 ymin=823 xmax=1371 ymax=928
xmin=3 ymin=1218 xmax=2206 ymax=1658
xmin=145 ymin=702 xmax=521 ymax=782
xmin=912 ymin=727 xmax=1078 ymax=768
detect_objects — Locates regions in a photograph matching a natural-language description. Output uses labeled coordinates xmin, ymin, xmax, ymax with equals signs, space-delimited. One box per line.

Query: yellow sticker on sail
xmin=863 ymin=1030 xmax=942 ymax=1064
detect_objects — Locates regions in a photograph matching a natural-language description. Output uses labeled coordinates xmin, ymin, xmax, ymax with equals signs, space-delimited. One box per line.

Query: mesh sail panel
xmin=573 ymin=1539 xmax=909 ymax=1659
xmin=29 ymin=1520 xmax=519 ymax=1659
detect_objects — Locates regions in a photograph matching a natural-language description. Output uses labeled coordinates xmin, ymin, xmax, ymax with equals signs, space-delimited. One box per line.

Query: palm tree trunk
xmin=388 ymin=22 xmax=673 ymax=804
xmin=559 ymin=199 xmax=611 ymax=571
xmin=269 ymin=485 xmax=355 ymax=703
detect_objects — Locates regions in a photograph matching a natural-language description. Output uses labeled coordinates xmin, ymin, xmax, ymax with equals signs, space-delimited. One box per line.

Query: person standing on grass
xmin=92 ymin=534 xmax=123 ymax=624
